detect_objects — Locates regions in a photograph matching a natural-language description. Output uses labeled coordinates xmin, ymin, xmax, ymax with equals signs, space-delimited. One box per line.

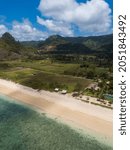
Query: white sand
xmin=0 ymin=79 xmax=113 ymax=142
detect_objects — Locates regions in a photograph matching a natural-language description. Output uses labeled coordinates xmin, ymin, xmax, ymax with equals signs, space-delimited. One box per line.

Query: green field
xmin=0 ymin=60 xmax=91 ymax=92
xmin=0 ymin=32 xmax=113 ymax=98
xmin=0 ymin=95 xmax=112 ymax=150
xmin=0 ymin=60 xmax=80 ymax=74
xmin=0 ymin=59 xmax=112 ymax=96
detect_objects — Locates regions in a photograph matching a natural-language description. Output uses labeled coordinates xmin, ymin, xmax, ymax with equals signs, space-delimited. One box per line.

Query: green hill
xmin=32 ymin=34 xmax=113 ymax=55
xmin=0 ymin=32 xmax=37 ymax=60
xmin=0 ymin=32 xmax=113 ymax=60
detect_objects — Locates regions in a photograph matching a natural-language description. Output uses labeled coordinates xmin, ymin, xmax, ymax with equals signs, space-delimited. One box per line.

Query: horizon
xmin=0 ymin=31 xmax=113 ymax=42
xmin=0 ymin=0 xmax=113 ymax=41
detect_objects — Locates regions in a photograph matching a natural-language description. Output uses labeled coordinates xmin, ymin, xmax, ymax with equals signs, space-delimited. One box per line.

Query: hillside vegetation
xmin=0 ymin=32 xmax=113 ymax=60
xmin=22 ymin=34 xmax=113 ymax=56
xmin=0 ymin=32 xmax=113 ymax=99
xmin=0 ymin=33 xmax=37 ymax=60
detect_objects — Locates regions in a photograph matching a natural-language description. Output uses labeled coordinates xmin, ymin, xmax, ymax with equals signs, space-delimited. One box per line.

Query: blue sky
xmin=0 ymin=0 xmax=113 ymax=41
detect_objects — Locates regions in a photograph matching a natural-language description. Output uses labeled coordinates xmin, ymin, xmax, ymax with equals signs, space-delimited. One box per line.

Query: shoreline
xmin=0 ymin=79 xmax=113 ymax=145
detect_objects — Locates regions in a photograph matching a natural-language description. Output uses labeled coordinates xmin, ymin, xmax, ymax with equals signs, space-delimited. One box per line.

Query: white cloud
xmin=0 ymin=19 xmax=48 ymax=41
xmin=10 ymin=19 xmax=48 ymax=41
xmin=38 ymin=0 xmax=77 ymax=22
xmin=38 ymin=0 xmax=112 ymax=34
xmin=37 ymin=16 xmax=73 ymax=36
xmin=0 ymin=24 xmax=8 ymax=36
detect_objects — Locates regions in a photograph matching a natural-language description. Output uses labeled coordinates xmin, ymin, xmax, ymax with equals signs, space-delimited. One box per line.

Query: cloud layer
xmin=0 ymin=0 xmax=112 ymax=41
xmin=38 ymin=0 xmax=112 ymax=35
xmin=0 ymin=19 xmax=48 ymax=41
xmin=0 ymin=24 xmax=8 ymax=35
xmin=37 ymin=16 xmax=73 ymax=36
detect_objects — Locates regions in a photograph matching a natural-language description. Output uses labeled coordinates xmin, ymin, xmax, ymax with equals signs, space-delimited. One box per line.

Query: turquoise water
xmin=104 ymin=94 xmax=113 ymax=101
xmin=0 ymin=94 xmax=112 ymax=150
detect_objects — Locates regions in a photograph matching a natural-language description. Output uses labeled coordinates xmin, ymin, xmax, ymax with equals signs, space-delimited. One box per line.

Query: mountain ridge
xmin=0 ymin=32 xmax=113 ymax=60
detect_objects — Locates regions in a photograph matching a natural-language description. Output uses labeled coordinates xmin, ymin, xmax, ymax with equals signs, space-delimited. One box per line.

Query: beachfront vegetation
xmin=0 ymin=32 xmax=113 ymax=99
xmin=0 ymin=97 xmax=112 ymax=150
xmin=0 ymin=59 xmax=112 ymax=96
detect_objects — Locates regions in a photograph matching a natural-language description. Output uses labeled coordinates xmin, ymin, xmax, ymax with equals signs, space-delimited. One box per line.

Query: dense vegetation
xmin=0 ymin=59 xmax=112 ymax=97
xmin=0 ymin=32 xmax=113 ymax=59
xmin=0 ymin=32 xmax=37 ymax=60
xmin=22 ymin=34 xmax=112 ymax=54
xmin=0 ymin=96 xmax=112 ymax=150
xmin=0 ymin=32 xmax=113 ymax=99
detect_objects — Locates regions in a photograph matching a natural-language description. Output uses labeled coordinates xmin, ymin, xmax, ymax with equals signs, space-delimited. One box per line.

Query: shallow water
xmin=0 ymin=94 xmax=113 ymax=150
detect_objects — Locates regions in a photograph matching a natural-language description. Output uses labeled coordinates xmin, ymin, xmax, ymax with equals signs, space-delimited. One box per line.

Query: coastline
xmin=0 ymin=79 xmax=113 ymax=145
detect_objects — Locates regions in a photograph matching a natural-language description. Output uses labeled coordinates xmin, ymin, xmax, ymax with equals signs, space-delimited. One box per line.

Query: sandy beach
xmin=0 ymin=79 xmax=113 ymax=143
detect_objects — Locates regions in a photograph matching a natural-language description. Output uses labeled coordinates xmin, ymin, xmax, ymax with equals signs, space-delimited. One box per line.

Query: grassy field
xmin=0 ymin=60 xmax=80 ymax=74
xmin=0 ymin=60 xmax=109 ymax=76
xmin=0 ymin=95 xmax=112 ymax=150
xmin=0 ymin=60 xmax=112 ymax=97
xmin=0 ymin=60 xmax=92 ymax=92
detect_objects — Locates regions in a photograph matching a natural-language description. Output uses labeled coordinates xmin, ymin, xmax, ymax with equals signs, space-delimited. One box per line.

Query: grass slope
xmin=0 ymin=96 xmax=112 ymax=150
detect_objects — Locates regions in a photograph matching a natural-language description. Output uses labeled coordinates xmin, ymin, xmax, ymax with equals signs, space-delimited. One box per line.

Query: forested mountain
xmin=0 ymin=33 xmax=113 ymax=96
xmin=0 ymin=32 xmax=113 ymax=60
xmin=0 ymin=32 xmax=37 ymax=60
xmin=0 ymin=32 xmax=22 ymax=60
xmin=22 ymin=34 xmax=113 ymax=55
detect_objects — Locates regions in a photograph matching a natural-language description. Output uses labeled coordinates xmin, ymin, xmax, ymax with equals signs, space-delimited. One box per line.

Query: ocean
xmin=0 ymin=94 xmax=112 ymax=150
